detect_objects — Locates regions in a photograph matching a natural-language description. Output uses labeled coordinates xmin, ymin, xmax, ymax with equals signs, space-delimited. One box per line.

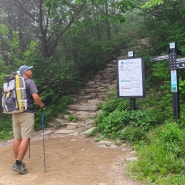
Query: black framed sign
xmin=117 ymin=57 xmax=145 ymax=98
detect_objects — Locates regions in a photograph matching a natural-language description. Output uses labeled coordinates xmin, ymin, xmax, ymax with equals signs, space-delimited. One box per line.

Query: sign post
xmin=117 ymin=52 xmax=146 ymax=112
xmin=151 ymin=42 xmax=185 ymax=120
xmin=128 ymin=51 xmax=136 ymax=111
xmin=169 ymin=43 xmax=180 ymax=119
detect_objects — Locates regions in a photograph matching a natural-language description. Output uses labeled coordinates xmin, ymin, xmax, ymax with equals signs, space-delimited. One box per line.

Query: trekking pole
xmin=28 ymin=140 xmax=31 ymax=158
xmin=41 ymin=108 xmax=46 ymax=173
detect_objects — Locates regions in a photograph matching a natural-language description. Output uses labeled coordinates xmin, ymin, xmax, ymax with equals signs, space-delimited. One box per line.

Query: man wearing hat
xmin=12 ymin=65 xmax=44 ymax=174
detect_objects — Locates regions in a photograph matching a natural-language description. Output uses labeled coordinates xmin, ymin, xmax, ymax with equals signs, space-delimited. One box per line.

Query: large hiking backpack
xmin=2 ymin=72 xmax=27 ymax=114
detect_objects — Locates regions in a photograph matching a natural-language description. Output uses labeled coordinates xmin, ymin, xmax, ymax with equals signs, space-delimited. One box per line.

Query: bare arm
xmin=32 ymin=93 xmax=44 ymax=108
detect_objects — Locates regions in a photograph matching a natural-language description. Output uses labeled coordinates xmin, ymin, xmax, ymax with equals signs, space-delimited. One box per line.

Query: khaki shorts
xmin=12 ymin=113 xmax=34 ymax=139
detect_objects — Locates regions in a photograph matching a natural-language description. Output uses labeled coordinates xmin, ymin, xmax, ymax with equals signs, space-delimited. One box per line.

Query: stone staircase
xmin=47 ymin=59 xmax=117 ymax=137
xmin=67 ymin=60 xmax=117 ymax=121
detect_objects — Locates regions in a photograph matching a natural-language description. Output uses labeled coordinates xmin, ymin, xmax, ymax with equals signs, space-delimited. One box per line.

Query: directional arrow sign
xmin=151 ymin=55 xmax=168 ymax=62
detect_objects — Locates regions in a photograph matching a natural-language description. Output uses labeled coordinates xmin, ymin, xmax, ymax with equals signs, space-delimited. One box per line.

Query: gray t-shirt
xmin=25 ymin=78 xmax=38 ymax=112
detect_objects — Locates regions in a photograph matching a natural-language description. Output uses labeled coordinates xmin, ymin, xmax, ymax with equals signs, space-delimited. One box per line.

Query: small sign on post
xmin=128 ymin=51 xmax=134 ymax=58
xmin=169 ymin=42 xmax=177 ymax=70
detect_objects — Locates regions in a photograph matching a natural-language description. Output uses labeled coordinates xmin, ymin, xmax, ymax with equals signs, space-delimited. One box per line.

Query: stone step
xmin=81 ymin=88 xmax=98 ymax=94
xmin=103 ymin=73 xmax=116 ymax=81
xmin=73 ymin=111 xmax=98 ymax=121
xmin=95 ymin=81 xmax=111 ymax=86
xmin=87 ymin=99 xmax=101 ymax=104
xmin=68 ymin=104 xmax=98 ymax=111
xmin=77 ymin=95 xmax=92 ymax=102
xmin=97 ymin=92 xmax=108 ymax=99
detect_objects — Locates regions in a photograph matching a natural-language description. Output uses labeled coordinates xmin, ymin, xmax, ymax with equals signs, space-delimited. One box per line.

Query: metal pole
xmin=128 ymin=51 xmax=136 ymax=111
xmin=169 ymin=43 xmax=180 ymax=120
xmin=41 ymin=109 xmax=46 ymax=173
xmin=28 ymin=140 xmax=30 ymax=158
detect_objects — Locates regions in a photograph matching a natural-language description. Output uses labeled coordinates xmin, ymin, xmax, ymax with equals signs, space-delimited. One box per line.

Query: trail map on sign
xmin=117 ymin=58 xmax=145 ymax=97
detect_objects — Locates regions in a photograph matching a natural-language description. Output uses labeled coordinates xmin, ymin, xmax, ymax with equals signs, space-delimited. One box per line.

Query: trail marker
xmin=152 ymin=42 xmax=185 ymax=120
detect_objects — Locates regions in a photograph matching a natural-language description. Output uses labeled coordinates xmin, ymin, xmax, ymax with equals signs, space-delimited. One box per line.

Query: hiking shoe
xmin=12 ymin=162 xmax=26 ymax=169
xmin=12 ymin=163 xmax=28 ymax=174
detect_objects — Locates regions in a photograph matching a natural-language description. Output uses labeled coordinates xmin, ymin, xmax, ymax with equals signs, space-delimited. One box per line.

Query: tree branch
xmin=48 ymin=0 xmax=87 ymax=57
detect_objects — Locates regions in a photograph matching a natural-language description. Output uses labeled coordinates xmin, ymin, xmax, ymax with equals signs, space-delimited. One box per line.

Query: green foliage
xmin=95 ymin=108 xmax=156 ymax=140
xmin=95 ymin=93 xmax=157 ymax=139
xmin=66 ymin=36 xmax=120 ymax=80
xmin=32 ymin=57 xmax=80 ymax=104
xmin=179 ymin=78 xmax=185 ymax=100
xmin=130 ymin=110 xmax=156 ymax=131
xmin=139 ymin=0 xmax=185 ymax=57
xmin=156 ymin=175 xmax=185 ymax=185
xmin=118 ymin=127 xmax=147 ymax=143
xmin=146 ymin=60 xmax=170 ymax=90
xmin=159 ymin=122 xmax=185 ymax=157
xmin=101 ymin=98 xmax=128 ymax=113
xmin=0 ymin=23 xmax=39 ymax=75
xmin=141 ymin=0 xmax=163 ymax=9
xmin=0 ymin=115 xmax=12 ymax=141
xmin=129 ymin=121 xmax=185 ymax=184
xmin=95 ymin=110 xmax=130 ymax=138
xmin=34 ymin=95 xmax=73 ymax=130
xmin=0 ymin=71 xmax=6 ymax=91
xmin=168 ymin=23 xmax=185 ymax=55
xmin=66 ymin=115 xmax=78 ymax=122
xmin=151 ymin=61 xmax=169 ymax=80
xmin=131 ymin=143 xmax=185 ymax=183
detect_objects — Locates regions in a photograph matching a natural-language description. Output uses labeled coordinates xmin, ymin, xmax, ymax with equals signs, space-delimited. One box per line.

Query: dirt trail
xmin=0 ymin=133 xmax=142 ymax=185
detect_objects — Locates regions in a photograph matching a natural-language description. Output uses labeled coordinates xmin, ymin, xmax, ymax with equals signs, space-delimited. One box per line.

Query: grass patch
xmin=129 ymin=121 xmax=185 ymax=184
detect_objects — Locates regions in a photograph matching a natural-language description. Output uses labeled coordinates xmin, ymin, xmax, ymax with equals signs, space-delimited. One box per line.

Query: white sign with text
xmin=117 ymin=58 xmax=145 ymax=98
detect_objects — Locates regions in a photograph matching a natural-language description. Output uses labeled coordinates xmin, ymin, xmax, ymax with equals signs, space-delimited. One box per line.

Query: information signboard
xmin=117 ymin=58 xmax=145 ymax=98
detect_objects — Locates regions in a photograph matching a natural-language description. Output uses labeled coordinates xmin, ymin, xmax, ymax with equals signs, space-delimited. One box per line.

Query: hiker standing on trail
xmin=12 ymin=65 xmax=44 ymax=174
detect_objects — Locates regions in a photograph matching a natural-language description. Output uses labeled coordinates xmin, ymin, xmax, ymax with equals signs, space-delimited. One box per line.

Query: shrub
xmin=95 ymin=98 xmax=156 ymax=139
xmin=95 ymin=109 xmax=130 ymax=138
xmin=118 ymin=127 xmax=148 ymax=143
xmin=130 ymin=110 xmax=156 ymax=131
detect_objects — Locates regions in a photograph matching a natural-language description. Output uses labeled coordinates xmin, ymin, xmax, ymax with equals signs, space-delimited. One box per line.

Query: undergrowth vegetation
xmin=93 ymin=90 xmax=157 ymax=140
xmin=0 ymin=115 xmax=12 ymax=140
xmin=129 ymin=121 xmax=185 ymax=185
